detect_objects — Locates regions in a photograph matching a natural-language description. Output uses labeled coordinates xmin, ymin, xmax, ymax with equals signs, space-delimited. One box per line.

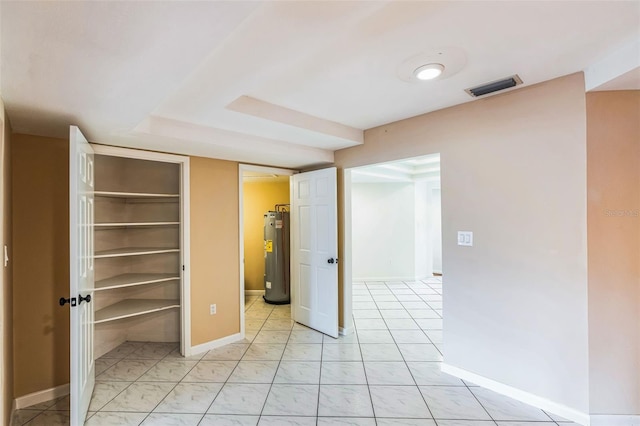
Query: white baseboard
xmin=14 ymin=383 xmax=70 ymax=410
xmin=339 ymin=326 xmax=355 ymax=336
xmin=412 ymin=275 xmax=433 ymax=281
xmin=441 ymin=363 xmax=590 ymax=426
xmin=245 ymin=290 xmax=265 ymax=296
xmin=189 ymin=332 xmax=244 ymax=356
xmin=353 ymin=276 xmax=419 ymax=282
xmin=591 ymin=415 xmax=640 ymax=426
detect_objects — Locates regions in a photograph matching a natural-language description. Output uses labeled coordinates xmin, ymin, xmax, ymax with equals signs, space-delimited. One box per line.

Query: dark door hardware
xmin=59 ymin=297 xmax=77 ymax=307
xmin=60 ymin=294 xmax=91 ymax=307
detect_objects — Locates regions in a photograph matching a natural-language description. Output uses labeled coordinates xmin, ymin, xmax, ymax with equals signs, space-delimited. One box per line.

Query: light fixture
xmin=397 ymin=48 xmax=465 ymax=83
xmin=414 ymin=63 xmax=444 ymax=80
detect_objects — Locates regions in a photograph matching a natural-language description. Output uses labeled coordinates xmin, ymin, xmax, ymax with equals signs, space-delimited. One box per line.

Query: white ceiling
xmin=351 ymin=154 xmax=441 ymax=183
xmin=242 ymin=170 xmax=290 ymax=183
xmin=1 ymin=1 xmax=639 ymax=168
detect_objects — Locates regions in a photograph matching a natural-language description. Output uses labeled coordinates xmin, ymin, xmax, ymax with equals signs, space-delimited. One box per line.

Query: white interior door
xmin=431 ymin=187 xmax=442 ymax=274
xmin=69 ymin=126 xmax=95 ymax=425
xmin=291 ymin=167 xmax=338 ymax=338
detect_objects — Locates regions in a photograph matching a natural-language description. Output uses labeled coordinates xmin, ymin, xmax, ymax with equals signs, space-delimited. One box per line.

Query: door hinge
xmin=182 ymin=265 xmax=185 ymax=271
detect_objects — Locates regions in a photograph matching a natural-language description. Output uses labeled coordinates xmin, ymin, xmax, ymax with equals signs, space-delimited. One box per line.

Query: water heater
xmin=263 ymin=207 xmax=290 ymax=304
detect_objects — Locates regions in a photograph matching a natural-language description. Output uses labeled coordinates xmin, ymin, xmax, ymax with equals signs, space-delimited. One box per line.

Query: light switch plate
xmin=458 ymin=231 xmax=473 ymax=246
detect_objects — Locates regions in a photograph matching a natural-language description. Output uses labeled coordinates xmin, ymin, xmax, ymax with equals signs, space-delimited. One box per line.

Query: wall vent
xmin=465 ymin=75 xmax=523 ymax=98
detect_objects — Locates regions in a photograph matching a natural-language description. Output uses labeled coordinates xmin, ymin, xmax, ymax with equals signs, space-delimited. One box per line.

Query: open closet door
xmin=291 ymin=167 xmax=338 ymax=338
xmin=69 ymin=126 xmax=95 ymax=425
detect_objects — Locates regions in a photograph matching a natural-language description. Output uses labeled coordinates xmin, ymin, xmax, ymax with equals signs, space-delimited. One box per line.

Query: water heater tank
xmin=263 ymin=210 xmax=290 ymax=304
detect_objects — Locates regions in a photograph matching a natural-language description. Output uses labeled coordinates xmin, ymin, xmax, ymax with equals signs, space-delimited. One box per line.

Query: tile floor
xmin=12 ymin=278 xmax=578 ymax=425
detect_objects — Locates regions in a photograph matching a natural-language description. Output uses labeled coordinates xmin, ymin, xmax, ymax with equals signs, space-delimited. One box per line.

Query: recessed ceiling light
xmin=414 ymin=63 xmax=444 ymax=81
xmin=397 ymin=48 xmax=466 ymax=83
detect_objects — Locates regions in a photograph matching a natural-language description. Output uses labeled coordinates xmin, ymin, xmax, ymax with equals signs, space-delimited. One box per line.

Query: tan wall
xmin=190 ymin=157 xmax=240 ymax=345
xmin=1 ymin=99 xmax=14 ymax=426
xmin=335 ymin=73 xmax=589 ymax=412
xmin=586 ymin=91 xmax=640 ymax=415
xmin=243 ymin=180 xmax=290 ymax=291
xmin=11 ymin=134 xmax=70 ymax=398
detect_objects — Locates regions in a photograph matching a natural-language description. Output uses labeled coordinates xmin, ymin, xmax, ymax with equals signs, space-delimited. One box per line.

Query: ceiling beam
xmin=227 ymin=95 xmax=363 ymax=145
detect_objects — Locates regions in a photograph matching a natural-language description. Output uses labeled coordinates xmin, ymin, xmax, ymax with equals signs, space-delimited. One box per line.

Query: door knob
xmin=79 ymin=294 xmax=92 ymax=305
xmin=59 ymin=297 xmax=77 ymax=307
xmin=327 ymin=258 xmax=335 ymax=264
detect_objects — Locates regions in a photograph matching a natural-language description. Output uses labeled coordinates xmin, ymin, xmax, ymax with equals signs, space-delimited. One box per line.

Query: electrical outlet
xmin=210 ymin=304 xmax=217 ymax=315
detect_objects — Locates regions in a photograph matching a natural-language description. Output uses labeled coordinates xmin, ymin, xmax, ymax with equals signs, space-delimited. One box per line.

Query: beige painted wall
xmin=190 ymin=157 xmax=240 ymax=346
xmin=586 ymin=90 xmax=640 ymax=415
xmin=12 ymin=134 xmax=70 ymax=398
xmin=1 ymin=99 xmax=14 ymax=426
xmin=243 ymin=180 xmax=290 ymax=291
xmin=335 ymin=73 xmax=589 ymax=412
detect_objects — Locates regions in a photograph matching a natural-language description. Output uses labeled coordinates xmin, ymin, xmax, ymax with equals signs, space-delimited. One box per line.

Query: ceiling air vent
xmin=465 ymin=75 xmax=523 ymax=98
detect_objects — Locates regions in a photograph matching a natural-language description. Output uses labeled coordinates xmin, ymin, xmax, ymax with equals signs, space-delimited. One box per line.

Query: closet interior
xmin=91 ymin=152 xmax=184 ymax=358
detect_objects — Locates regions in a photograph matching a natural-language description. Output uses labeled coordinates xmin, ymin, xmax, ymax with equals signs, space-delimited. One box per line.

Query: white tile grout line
xmin=381 ymin=281 xmax=438 ymax=424
xmin=93 ymin=346 xmax=173 ymax=422
xmin=357 ymin=283 xmax=377 ymax=422
xmin=315 ymin=316 xmax=324 ymax=426
xmin=137 ymin=344 xmax=204 ymax=425
xmin=462 ymin=372 xmax=500 ymax=425
xmin=250 ymin=301 xmax=287 ymax=419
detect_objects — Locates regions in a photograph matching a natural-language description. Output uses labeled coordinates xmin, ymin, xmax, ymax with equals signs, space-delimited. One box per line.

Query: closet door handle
xmin=78 ymin=294 xmax=92 ymax=305
xmin=59 ymin=297 xmax=77 ymax=307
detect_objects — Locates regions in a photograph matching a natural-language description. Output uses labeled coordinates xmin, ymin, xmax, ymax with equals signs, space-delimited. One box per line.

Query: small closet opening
xmin=92 ymin=154 xmax=184 ymax=358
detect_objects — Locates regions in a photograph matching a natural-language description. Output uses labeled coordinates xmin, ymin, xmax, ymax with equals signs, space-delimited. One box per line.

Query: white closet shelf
xmin=94 ymin=222 xmax=180 ymax=229
xmin=93 ymin=273 xmax=180 ymax=291
xmin=94 ymin=191 xmax=179 ymax=199
xmin=94 ymin=299 xmax=180 ymax=324
xmin=94 ymin=247 xmax=180 ymax=258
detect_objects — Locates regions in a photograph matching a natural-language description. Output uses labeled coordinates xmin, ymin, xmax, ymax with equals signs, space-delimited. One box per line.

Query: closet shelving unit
xmin=94 ymin=299 xmax=181 ymax=323
xmin=89 ymin=147 xmax=190 ymax=357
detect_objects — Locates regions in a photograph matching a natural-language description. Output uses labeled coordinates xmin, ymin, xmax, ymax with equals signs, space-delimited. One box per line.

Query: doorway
xmin=239 ymin=165 xmax=340 ymax=339
xmin=342 ymin=154 xmax=442 ymax=341
xmin=238 ymin=165 xmax=295 ymax=337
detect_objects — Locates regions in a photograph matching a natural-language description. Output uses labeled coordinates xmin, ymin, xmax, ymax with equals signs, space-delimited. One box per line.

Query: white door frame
xmin=91 ymin=144 xmax=192 ymax=355
xmin=340 ymin=169 xmax=355 ymax=335
xmin=0 ymin=107 xmax=6 ymax=424
xmin=238 ymin=164 xmax=296 ymax=337
xmin=341 ymin=160 xmax=442 ymax=335
xmin=429 ymin=184 xmax=443 ymax=275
